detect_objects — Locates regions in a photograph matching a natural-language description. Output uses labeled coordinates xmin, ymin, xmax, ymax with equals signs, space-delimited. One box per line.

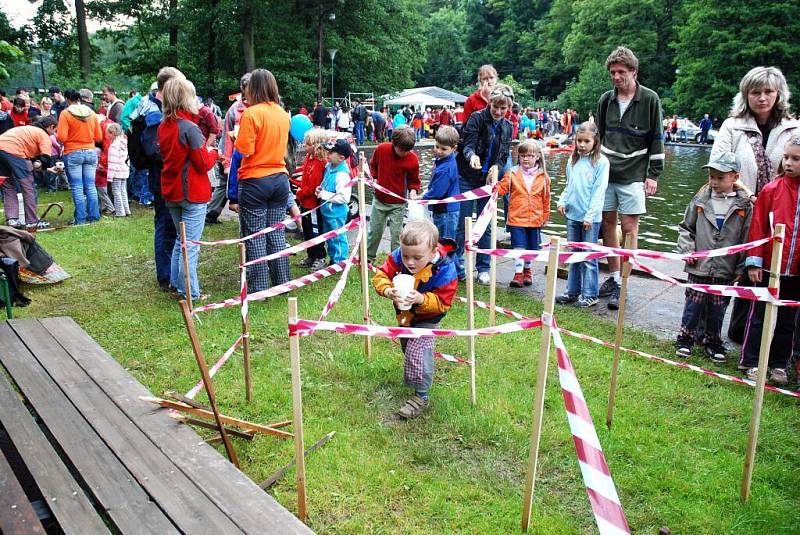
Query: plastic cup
xmin=392 ymin=273 xmax=415 ymax=310
xmin=406 ymin=200 xmax=426 ymax=221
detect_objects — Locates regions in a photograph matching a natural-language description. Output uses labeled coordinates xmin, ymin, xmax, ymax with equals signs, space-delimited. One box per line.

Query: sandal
xmin=396 ymin=395 xmax=429 ymax=419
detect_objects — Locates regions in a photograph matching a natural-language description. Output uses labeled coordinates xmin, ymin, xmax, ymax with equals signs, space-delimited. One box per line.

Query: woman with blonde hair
xmin=158 ymin=76 xmax=218 ymax=301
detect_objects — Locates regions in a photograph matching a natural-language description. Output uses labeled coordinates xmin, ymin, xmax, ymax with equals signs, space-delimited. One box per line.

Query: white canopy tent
xmin=383 ymin=93 xmax=455 ymax=109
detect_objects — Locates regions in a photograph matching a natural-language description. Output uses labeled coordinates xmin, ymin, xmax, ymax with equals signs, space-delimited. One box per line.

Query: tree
xmin=75 ymin=0 xmax=92 ymax=80
xmin=558 ymin=60 xmax=610 ymax=117
xmin=0 ymin=41 xmax=24 ymax=80
xmin=419 ymin=5 xmax=468 ymax=89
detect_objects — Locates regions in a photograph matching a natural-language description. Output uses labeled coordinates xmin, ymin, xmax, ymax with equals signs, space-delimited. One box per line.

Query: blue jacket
xmin=320 ymin=160 xmax=351 ymax=220
xmin=422 ymin=152 xmax=460 ymax=214
xmin=557 ymin=154 xmax=610 ymax=224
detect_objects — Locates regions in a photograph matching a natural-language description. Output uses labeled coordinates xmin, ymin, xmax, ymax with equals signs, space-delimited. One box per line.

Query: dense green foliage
xmin=2 ymin=0 xmax=800 ymax=120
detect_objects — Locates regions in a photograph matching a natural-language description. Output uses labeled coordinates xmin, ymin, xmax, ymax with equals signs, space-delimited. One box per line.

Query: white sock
xmin=611 ymin=271 xmax=621 ymax=284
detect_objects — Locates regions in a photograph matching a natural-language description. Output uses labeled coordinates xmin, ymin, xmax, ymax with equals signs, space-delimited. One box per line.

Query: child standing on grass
xmin=556 ymin=122 xmax=610 ymax=307
xmin=673 ymin=152 xmax=751 ymax=362
xmin=105 ymin=123 xmax=131 ymax=217
xmin=740 ymin=137 xmax=800 ymax=385
xmin=372 ymin=219 xmax=458 ymax=419
xmin=496 ymin=139 xmax=550 ymax=288
xmin=295 ymin=129 xmax=329 ymax=271
xmin=316 ymin=139 xmax=353 ymax=264
xmin=422 ymin=125 xmax=460 ymax=240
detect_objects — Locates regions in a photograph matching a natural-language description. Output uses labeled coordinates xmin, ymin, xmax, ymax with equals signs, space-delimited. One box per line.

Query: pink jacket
xmin=107 ymin=135 xmax=129 ymax=180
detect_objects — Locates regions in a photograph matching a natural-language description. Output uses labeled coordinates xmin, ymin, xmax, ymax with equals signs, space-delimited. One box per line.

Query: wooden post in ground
xmin=239 ymin=244 xmax=252 ymax=403
xmin=742 ymin=224 xmax=785 ymax=502
xmin=178 ymin=300 xmax=238 ymax=467
xmin=180 ymin=222 xmax=193 ymax=313
xmin=288 ymin=297 xmax=307 ymax=522
xmin=606 ymin=233 xmax=633 ymax=429
xmin=357 ymin=154 xmax=372 ymax=359
xmin=488 ymin=196 xmax=498 ymax=326
xmin=465 ymin=217 xmax=477 ymax=405
xmin=521 ymin=236 xmax=560 ymax=532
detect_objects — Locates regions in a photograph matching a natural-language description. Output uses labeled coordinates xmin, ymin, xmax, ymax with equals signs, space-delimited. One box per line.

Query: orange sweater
xmin=56 ymin=104 xmax=102 ymax=154
xmin=497 ymin=166 xmax=550 ymax=227
xmin=234 ymin=102 xmax=290 ymax=179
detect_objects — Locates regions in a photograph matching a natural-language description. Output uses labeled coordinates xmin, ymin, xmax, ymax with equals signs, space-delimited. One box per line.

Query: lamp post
xmin=328 ymin=48 xmax=338 ymax=107
xmin=317 ymin=10 xmax=336 ymax=103
xmin=531 ymin=80 xmax=539 ymax=104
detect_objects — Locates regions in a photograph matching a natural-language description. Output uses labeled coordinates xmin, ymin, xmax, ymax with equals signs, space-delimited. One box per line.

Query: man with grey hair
xmin=596 ymin=46 xmax=664 ymax=310
xmin=79 ymin=88 xmax=95 ymax=111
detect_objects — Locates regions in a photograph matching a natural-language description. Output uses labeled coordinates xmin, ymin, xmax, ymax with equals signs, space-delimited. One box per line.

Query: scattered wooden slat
xmin=261 ymin=431 xmax=336 ymax=490
xmin=166 ymin=390 xmax=211 ymax=411
xmin=171 ymin=414 xmax=255 ymax=440
xmin=0 ymin=449 xmax=46 ymax=535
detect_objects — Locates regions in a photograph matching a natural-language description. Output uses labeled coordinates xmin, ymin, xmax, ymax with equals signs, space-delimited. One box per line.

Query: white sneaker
xmin=477 ymin=272 xmax=491 ymax=285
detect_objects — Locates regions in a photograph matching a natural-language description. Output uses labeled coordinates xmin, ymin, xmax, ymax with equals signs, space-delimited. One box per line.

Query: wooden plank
xmin=0 ymin=322 xmax=179 ymax=535
xmin=40 ymin=317 xmax=312 ymax=535
xmin=0 ymin=370 xmax=110 ymax=534
xmin=0 ymin=449 xmax=46 ymax=535
xmin=7 ymin=319 xmax=243 ymax=535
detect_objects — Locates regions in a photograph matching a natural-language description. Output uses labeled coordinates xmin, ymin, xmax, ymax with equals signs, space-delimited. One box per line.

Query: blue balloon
xmin=290 ymin=114 xmax=313 ymax=142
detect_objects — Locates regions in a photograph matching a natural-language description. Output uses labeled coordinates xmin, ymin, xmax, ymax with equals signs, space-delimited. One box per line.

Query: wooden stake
xmin=239 ymin=243 xmax=252 ymax=402
xmin=260 ymin=431 xmax=336 ymax=490
xmin=488 ymin=197 xmax=498 ymax=326
xmin=742 ymin=224 xmax=785 ymax=502
xmin=288 ymin=297 xmax=307 ymax=522
xmin=521 ymin=236 xmax=560 ymax=532
xmin=172 ymin=415 xmax=256 ymax=440
xmin=357 ymin=153 xmax=373 ymax=359
xmin=180 ymin=222 xmax=193 ymax=314
xmin=465 ymin=217 xmax=477 ymax=406
xmin=178 ymin=300 xmax=238 ymax=467
xmin=606 ymin=233 xmax=633 ymax=429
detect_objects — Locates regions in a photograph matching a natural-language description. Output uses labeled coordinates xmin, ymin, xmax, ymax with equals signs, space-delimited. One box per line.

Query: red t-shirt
xmin=10 ymin=109 xmax=30 ymax=127
xmin=368 ymin=143 xmax=420 ymax=205
xmin=462 ymin=90 xmax=488 ymax=122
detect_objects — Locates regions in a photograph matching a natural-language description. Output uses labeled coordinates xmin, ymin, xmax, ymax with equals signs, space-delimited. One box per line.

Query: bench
xmin=0 ymin=317 xmax=312 ymax=534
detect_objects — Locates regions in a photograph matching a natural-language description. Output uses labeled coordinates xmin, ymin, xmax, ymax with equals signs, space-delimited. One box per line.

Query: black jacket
xmin=456 ymin=108 xmax=512 ymax=185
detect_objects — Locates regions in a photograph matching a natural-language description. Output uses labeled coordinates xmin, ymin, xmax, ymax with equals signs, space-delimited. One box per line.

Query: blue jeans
xmin=565 ymin=219 xmax=601 ymax=298
xmin=168 ymin=201 xmax=206 ymax=299
xmin=509 ymin=226 xmax=541 ymax=272
xmin=456 ymin=177 xmax=491 ymax=277
xmin=354 ymin=121 xmax=365 ymax=145
xmin=64 ymin=149 xmax=99 ymax=224
xmin=129 ymin=165 xmax=152 ymax=204
xmin=153 ymin=195 xmax=177 ymax=287
xmin=431 ymin=210 xmax=458 ymax=241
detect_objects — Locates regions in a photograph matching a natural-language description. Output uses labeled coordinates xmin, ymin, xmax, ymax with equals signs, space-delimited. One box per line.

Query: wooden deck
xmin=0 ymin=317 xmax=312 ymax=534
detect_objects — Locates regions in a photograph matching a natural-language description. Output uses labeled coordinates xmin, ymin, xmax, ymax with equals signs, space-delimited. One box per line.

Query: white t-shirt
xmin=618 ymin=98 xmax=632 ymax=117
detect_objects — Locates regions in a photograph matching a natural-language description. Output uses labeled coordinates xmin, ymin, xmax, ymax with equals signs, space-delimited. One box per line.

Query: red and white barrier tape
xmin=468 ymin=245 xmax=613 ymax=264
xmin=365 ymin=176 xmax=493 ymax=205
xmin=289 ymin=316 xmax=543 ymax=339
xmin=193 ymin=260 xmax=348 ymax=314
xmin=318 ymin=227 xmax=363 ymax=321
xmin=190 ymin=176 xmax=360 ymax=246
xmin=469 ymin=189 xmax=499 ymax=244
xmin=545 ymin=314 xmax=631 ymax=535
xmin=241 ymin=218 xmax=360 ymax=268
xmin=184 ymin=334 xmax=245 ymax=399
xmin=564 ymin=236 xmax=774 ymax=262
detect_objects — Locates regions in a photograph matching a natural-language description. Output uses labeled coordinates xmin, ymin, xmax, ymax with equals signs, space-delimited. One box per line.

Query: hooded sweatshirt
xmin=56 ymin=103 xmax=102 ymax=154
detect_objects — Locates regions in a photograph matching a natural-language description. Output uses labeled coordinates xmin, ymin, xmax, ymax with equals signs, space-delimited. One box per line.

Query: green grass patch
xmin=18 ymin=200 xmax=800 ymax=534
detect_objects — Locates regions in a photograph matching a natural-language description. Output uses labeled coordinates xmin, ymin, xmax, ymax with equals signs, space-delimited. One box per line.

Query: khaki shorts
xmin=603 ymin=181 xmax=646 ymax=215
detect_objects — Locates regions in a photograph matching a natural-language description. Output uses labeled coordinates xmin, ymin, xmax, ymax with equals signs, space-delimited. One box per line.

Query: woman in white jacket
xmin=710 ymin=66 xmax=798 ymax=197
xmin=106 ymin=122 xmax=131 ymax=216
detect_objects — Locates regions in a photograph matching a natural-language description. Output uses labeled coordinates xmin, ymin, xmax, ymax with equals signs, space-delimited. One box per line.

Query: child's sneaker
xmin=509 ymin=272 xmax=525 ymax=288
xmin=575 ymin=296 xmax=598 ymax=308
xmin=769 ymin=368 xmax=789 ymax=385
xmin=522 ymin=267 xmax=533 ymax=286
xmin=675 ymin=342 xmax=692 ymax=358
xmin=599 ymin=277 xmax=619 ymax=297
xmin=477 ymin=271 xmax=491 ymax=285
xmin=555 ymin=293 xmax=579 ymax=305
xmin=745 ymin=367 xmax=759 ymax=380
xmin=310 ymin=258 xmax=328 ymax=271
xmin=297 ymin=256 xmax=313 ymax=268
xmin=396 ymin=395 xmax=429 ymax=419
xmin=704 ymin=344 xmax=727 ymax=364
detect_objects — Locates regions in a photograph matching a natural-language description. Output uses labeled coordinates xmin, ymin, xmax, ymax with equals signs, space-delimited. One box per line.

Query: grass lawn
xmin=16 ymin=194 xmax=800 ymax=534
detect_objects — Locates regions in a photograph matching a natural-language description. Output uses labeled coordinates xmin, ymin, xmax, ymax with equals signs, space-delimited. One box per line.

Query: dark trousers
xmin=153 ymin=194 xmax=177 ymax=287
xmin=677 ymin=274 xmax=731 ymax=346
xmin=739 ymin=276 xmax=800 ymax=369
xmin=206 ymin=171 xmax=228 ymax=221
xmin=300 ymin=210 xmax=326 ymax=260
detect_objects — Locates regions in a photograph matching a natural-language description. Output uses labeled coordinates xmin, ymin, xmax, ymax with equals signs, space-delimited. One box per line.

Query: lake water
xmin=349 ymin=143 xmax=710 ymax=252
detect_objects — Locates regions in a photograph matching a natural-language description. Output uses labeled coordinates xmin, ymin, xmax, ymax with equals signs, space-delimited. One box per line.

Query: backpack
xmin=128 ymin=113 xmax=161 ymax=169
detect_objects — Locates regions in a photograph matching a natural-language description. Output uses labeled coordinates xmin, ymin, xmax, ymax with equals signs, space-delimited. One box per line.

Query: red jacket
xmin=158 ymin=110 xmax=217 ymax=203
xmin=368 ymin=142 xmax=420 ymax=204
xmin=296 ymin=156 xmax=326 ymax=209
xmin=463 ymin=90 xmax=488 ymax=121
xmin=746 ymin=173 xmax=800 ymax=276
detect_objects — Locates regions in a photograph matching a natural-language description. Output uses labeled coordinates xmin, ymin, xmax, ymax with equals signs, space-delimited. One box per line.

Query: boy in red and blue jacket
xmin=372 ymin=220 xmax=458 ymax=419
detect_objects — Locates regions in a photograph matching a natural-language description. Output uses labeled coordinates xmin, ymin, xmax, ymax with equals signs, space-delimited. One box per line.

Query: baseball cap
xmin=149 ymin=81 xmax=159 ymax=92
xmin=703 ymin=152 xmax=740 ymax=173
xmin=324 ymin=138 xmax=353 ymax=158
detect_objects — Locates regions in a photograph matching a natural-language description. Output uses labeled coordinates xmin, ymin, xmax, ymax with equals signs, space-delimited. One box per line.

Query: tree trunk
xmin=207 ymin=0 xmax=218 ymax=92
xmin=74 ymin=0 xmax=91 ymax=81
xmin=241 ymin=5 xmax=255 ymax=72
xmin=317 ymin=6 xmax=323 ymax=103
xmin=168 ymin=0 xmax=178 ymax=66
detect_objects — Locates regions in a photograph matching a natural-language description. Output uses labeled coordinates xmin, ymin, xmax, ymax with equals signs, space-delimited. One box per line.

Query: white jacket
xmin=710 ymin=115 xmax=799 ymax=194
xmin=107 ymin=135 xmax=129 ymax=180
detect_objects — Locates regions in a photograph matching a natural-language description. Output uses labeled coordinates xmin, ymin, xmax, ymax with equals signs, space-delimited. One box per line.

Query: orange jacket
xmin=56 ymin=104 xmax=102 ymax=154
xmin=497 ymin=166 xmax=550 ymax=227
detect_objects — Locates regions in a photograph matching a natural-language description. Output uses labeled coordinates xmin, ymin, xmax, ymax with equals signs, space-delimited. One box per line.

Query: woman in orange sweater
xmin=496 ymin=140 xmax=550 ymax=287
xmin=56 ymin=88 xmax=103 ymax=224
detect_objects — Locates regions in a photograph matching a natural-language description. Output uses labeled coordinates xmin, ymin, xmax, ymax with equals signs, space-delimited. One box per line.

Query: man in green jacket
xmin=596 ymin=46 xmax=665 ymax=310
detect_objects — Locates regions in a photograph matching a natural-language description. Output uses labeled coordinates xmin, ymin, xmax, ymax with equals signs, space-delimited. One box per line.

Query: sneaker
xmin=575 ymin=296 xmax=598 ymax=308
xmin=704 ymin=344 xmax=727 ymax=364
xmin=675 ymin=342 xmax=692 ymax=358
xmin=26 ymin=220 xmax=51 ymax=230
xmin=555 ymin=293 xmax=579 ymax=305
xmin=310 ymin=258 xmax=328 ymax=271
xmin=6 ymin=218 xmax=23 ymax=229
xmin=297 ymin=256 xmax=313 ymax=268
xmin=607 ymin=284 xmax=621 ymax=310
xmin=769 ymin=368 xmax=789 ymax=385
xmin=477 ymin=271 xmax=491 ymax=285
xmin=509 ymin=272 xmax=525 ymax=288
xmin=599 ymin=277 xmax=619 ymax=297
xmin=745 ymin=367 xmax=759 ymax=380
xmin=522 ymin=267 xmax=533 ymax=286
xmin=396 ymin=395 xmax=429 ymax=419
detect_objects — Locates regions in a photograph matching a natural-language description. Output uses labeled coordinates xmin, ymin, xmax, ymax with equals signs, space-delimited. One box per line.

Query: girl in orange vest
xmin=496 ymin=140 xmax=550 ymax=287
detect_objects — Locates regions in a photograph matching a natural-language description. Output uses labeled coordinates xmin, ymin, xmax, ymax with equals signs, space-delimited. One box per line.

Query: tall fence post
xmin=465 ymin=217 xmax=477 ymax=405
xmin=180 ymin=221 xmax=194 ymax=313
xmin=606 ymin=233 xmax=633 ymax=429
xmin=239 ymin=244 xmax=252 ymax=402
xmin=288 ymin=297 xmax=307 ymax=522
xmin=357 ymin=154 xmax=373 ymax=359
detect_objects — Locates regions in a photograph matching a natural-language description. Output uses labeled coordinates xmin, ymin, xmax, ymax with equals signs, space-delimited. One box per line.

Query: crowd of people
xmin=0 ymin=45 xmax=798 ymax=416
